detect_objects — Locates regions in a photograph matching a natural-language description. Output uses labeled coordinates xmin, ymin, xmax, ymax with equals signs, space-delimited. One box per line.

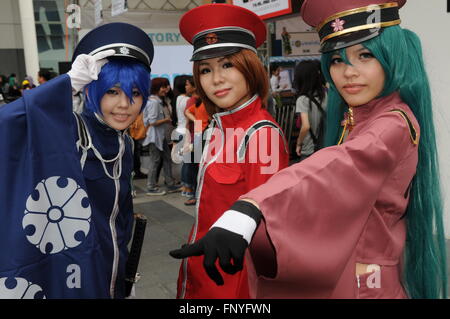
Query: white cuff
xmin=211 ymin=210 xmax=257 ymax=244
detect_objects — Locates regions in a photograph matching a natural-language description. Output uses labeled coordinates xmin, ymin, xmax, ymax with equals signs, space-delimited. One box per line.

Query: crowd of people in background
xmin=129 ymin=73 xmax=210 ymax=206
xmin=1 ymin=61 xmax=326 ymax=206
xmin=1 ymin=61 xmax=326 ymax=201
xmin=0 ymin=61 xmax=325 ymax=180
xmin=0 ymin=69 xmax=57 ymax=105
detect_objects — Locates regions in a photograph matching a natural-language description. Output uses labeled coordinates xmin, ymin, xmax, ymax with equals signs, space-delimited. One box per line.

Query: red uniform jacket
xmin=177 ymin=95 xmax=289 ymax=298
xmin=242 ymin=92 xmax=419 ymax=298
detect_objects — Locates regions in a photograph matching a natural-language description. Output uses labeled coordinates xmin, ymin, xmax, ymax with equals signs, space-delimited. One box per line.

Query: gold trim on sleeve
xmin=390 ymin=109 xmax=419 ymax=145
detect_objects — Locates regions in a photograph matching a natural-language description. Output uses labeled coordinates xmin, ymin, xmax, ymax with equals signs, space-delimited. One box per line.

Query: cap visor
xmin=191 ymin=47 xmax=242 ymax=61
xmin=320 ymin=28 xmax=383 ymax=53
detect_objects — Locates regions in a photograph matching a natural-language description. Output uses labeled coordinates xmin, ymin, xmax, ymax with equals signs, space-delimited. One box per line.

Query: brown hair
xmin=193 ymin=49 xmax=269 ymax=116
xmin=151 ymin=77 xmax=169 ymax=95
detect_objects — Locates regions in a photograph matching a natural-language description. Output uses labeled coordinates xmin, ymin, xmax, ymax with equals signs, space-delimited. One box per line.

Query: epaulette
xmin=237 ymin=120 xmax=288 ymax=162
xmin=389 ymin=109 xmax=419 ymax=145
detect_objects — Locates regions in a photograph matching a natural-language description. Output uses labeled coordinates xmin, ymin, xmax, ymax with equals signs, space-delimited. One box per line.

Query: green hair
xmin=321 ymin=26 xmax=448 ymax=299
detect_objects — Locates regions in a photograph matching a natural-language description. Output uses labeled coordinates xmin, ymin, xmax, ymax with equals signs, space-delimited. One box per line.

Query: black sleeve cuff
xmin=230 ymin=200 xmax=262 ymax=225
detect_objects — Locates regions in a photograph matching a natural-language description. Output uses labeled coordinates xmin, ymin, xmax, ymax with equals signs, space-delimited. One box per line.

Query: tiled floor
xmin=131 ymin=176 xmax=195 ymax=299
xmin=132 ymin=200 xmax=193 ymax=299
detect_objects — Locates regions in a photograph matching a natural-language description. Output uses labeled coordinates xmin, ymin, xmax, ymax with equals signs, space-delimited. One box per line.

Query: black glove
xmin=169 ymin=200 xmax=262 ymax=286
xmin=170 ymin=227 xmax=247 ymax=285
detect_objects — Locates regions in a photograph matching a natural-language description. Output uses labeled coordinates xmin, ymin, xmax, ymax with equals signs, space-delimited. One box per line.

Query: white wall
xmin=151 ymin=45 xmax=193 ymax=85
xmin=401 ymin=0 xmax=450 ymax=237
xmin=0 ymin=0 xmax=23 ymax=49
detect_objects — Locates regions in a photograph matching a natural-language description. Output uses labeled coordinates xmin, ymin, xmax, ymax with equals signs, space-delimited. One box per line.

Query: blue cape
xmin=0 ymin=75 xmax=111 ymax=298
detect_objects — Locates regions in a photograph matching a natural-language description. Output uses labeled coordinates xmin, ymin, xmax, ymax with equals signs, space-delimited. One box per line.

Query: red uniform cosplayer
xmin=179 ymin=95 xmax=289 ymax=299
xmin=173 ymin=4 xmax=289 ymax=299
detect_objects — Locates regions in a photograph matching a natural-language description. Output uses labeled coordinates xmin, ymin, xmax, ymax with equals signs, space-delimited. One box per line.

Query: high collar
xmin=212 ymin=95 xmax=261 ymax=129
xmin=347 ymin=91 xmax=403 ymax=127
xmin=82 ymin=108 xmax=122 ymax=136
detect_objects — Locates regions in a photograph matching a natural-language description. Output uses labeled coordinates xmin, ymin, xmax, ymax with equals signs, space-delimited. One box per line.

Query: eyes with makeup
xmin=330 ymin=50 xmax=375 ymax=65
xmin=199 ymin=60 xmax=234 ymax=74
xmin=105 ymin=87 xmax=142 ymax=97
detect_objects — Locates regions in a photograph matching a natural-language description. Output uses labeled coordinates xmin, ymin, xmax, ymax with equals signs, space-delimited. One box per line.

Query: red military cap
xmin=301 ymin=0 xmax=407 ymax=53
xmin=179 ymin=3 xmax=266 ymax=61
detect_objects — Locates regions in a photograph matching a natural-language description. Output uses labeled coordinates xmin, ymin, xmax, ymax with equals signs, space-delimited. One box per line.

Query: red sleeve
xmin=185 ymin=97 xmax=196 ymax=110
xmin=186 ymin=104 xmax=195 ymax=115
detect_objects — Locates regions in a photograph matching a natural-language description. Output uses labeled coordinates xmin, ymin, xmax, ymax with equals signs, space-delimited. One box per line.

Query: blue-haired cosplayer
xmin=0 ymin=23 xmax=153 ymax=298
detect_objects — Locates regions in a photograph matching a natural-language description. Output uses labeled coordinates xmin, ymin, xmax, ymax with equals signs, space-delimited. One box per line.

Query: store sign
xmin=288 ymin=32 xmax=321 ymax=56
xmin=111 ymin=0 xmax=128 ymax=17
xmin=147 ymin=29 xmax=188 ymax=46
xmin=232 ymin=0 xmax=292 ymax=20
xmin=78 ymin=28 xmax=187 ymax=46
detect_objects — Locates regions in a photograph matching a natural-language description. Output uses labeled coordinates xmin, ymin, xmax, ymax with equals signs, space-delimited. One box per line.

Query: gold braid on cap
xmin=317 ymin=2 xmax=401 ymax=44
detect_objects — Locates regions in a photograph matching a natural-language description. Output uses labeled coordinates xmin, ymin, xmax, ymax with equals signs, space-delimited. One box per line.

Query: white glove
xmin=67 ymin=49 xmax=116 ymax=93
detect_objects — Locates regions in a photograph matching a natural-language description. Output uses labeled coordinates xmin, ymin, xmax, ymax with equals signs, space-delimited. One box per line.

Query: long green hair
xmin=321 ymin=26 xmax=448 ymax=299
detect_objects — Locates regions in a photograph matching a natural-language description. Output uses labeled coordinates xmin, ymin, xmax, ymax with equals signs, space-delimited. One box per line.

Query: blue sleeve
xmin=0 ymin=74 xmax=110 ymax=298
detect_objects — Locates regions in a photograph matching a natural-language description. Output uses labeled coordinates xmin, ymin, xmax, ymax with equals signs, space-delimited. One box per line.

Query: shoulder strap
xmin=389 ymin=109 xmax=419 ymax=145
xmin=310 ymin=96 xmax=324 ymax=113
xmin=308 ymin=97 xmax=325 ymax=142
xmin=237 ymin=120 xmax=288 ymax=162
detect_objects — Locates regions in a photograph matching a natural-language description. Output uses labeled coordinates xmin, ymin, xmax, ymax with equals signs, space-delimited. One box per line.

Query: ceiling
xmin=78 ymin=0 xmax=202 ymax=13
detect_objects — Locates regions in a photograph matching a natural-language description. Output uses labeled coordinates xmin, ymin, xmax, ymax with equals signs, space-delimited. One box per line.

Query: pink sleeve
xmin=242 ymin=126 xmax=289 ymax=278
xmin=241 ymin=112 xmax=417 ymax=285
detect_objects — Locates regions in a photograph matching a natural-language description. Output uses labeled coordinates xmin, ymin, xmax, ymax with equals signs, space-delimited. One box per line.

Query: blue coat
xmin=0 ymin=75 xmax=134 ymax=298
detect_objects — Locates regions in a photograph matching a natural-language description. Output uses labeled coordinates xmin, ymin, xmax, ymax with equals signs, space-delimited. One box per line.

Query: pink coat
xmin=242 ymin=92 xmax=419 ymax=298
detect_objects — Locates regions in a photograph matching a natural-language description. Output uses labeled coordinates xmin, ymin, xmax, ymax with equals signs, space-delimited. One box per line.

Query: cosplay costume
xmin=244 ymin=0 xmax=416 ymax=299
xmin=175 ymin=4 xmax=289 ymax=298
xmin=245 ymin=92 xmax=419 ymax=298
xmin=0 ymin=23 xmax=153 ymax=298
xmin=177 ymin=95 xmax=289 ymax=298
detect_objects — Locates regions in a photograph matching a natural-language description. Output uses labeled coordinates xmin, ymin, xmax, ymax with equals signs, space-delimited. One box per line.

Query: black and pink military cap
xmin=301 ymin=0 xmax=407 ymax=53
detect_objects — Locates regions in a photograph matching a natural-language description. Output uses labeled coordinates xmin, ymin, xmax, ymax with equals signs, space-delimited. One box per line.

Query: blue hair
xmin=84 ymin=58 xmax=150 ymax=114
xmin=321 ymin=26 xmax=448 ymax=299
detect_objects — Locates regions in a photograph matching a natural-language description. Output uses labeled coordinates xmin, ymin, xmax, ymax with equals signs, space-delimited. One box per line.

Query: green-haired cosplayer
xmin=320 ymin=10 xmax=447 ymax=300
xmin=170 ymin=0 xmax=447 ymax=299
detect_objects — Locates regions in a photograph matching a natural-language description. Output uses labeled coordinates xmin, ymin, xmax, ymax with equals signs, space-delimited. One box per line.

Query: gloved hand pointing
xmin=169 ymin=200 xmax=262 ymax=286
xmin=68 ymin=49 xmax=116 ymax=93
